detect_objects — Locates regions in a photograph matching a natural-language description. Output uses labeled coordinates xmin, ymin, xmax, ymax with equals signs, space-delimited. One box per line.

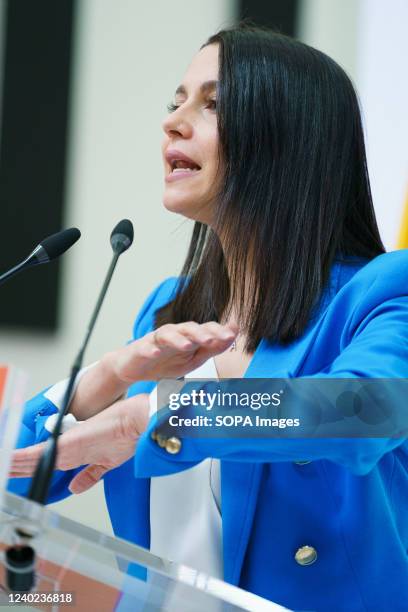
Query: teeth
xmin=171 ymin=167 xmax=198 ymax=173
xmin=170 ymin=159 xmax=200 ymax=170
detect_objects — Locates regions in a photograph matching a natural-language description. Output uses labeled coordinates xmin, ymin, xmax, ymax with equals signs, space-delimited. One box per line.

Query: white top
xmin=148 ymin=358 xmax=222 ymax=578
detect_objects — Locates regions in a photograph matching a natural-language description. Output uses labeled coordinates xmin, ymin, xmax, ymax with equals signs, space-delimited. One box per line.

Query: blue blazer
xmin=8 ymin=251 xmax=408 ymax=612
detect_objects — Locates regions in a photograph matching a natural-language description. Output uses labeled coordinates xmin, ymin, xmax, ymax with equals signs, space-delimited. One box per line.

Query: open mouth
xmin=169 ymin=159 xmax=201 ymax=175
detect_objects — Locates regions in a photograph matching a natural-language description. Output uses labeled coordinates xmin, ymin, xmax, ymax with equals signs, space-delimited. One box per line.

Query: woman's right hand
xmin=106 ymin=321 xmax=238 ymax=383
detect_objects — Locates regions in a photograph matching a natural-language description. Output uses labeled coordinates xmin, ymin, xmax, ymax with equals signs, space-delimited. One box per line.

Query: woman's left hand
xmin=9 ymin=393 xmax=150 ymax=494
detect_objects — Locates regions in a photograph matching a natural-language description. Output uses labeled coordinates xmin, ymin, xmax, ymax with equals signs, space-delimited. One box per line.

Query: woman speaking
xmin=8 ymin=24 xmax=408 ymax=612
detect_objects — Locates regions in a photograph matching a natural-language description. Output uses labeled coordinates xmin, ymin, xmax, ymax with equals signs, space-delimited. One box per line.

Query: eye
xmin=166 ymin=99 xmax=217 ymax=113
xmin=167 ymin=102 xmax=179 ymax=113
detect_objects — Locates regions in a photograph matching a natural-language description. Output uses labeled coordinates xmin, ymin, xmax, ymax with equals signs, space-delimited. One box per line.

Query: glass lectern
xmin=0 ymin=491 xmax=291 ymax=611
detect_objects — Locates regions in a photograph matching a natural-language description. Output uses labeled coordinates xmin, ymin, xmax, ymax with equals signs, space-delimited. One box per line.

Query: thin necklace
xmin=229 ymin=330 xmax=243 ymax=351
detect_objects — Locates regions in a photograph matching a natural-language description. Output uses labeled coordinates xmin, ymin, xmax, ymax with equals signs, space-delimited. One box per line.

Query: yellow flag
xmin=397 ymin=190 xmax=408 ymax=248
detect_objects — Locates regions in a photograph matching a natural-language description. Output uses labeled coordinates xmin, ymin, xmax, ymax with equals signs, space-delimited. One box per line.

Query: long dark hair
xmin=156 ymin=24 xmax=385 ymax=352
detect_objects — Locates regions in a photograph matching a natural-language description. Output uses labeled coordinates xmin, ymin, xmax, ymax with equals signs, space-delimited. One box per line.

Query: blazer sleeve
xmin=7 ymin=391 xmax=84 ymax=503
xmin=134 ymin=291 xmax=408 ymax=478
xmin=7 ymin=277 xmax=176 ymax=502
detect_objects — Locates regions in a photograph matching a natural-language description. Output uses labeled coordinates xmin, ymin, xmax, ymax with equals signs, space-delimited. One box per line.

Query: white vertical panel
xmin=356 ymin=0 xmax=408 ymax=249
xmin=297 ymin=0 xmax=359 ymax=82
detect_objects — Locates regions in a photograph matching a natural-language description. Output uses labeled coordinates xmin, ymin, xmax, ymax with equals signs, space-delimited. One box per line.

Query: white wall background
xmin=0 ymin=0 xmax=234 ymax=533
xmin=298 ymin=0 xmax=408 ymax=250
xmin=1 ymin=0 xmax=407 ymax=535
xmin=297 ymin=0 xmax=359 ymax=82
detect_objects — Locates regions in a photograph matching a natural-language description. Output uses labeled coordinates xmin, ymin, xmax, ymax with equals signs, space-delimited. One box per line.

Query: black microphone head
xmin=110 ymin=219 xmax=134 ymax=254
xmin=39 ymin=228 xmax=81 ymax=262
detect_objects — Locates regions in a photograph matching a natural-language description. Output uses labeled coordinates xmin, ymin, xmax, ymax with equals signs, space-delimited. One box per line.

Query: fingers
xmin=68 ymin=464 xmax=109 ymax=494
xmin=11 ymin=443 xmax=46 ymax=464
xmin=9 ymin=443 xmax=46 ymax=477
xmin=8 ymin=473 xmax=31 ymax=479
xmin=153 ymin=321 xmax=237 ymax=352
xmin=181 ymin=321 xmax=237 ymax=346
xmin=153 ymin=324 xmax=197 ymax=351
xmin=10 ymin=426 xmax=84 ymax=475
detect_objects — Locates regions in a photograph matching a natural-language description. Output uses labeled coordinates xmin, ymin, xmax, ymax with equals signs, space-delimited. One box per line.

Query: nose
xmin=162 ymin=107 xmax=193 ymax=139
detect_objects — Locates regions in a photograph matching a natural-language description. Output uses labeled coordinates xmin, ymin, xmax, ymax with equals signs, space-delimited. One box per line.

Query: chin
xmin=162 ymin=196 xmax=211 ymax=223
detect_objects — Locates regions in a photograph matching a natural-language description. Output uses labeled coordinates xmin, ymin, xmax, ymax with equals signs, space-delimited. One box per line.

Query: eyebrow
xmin=174 ymin=79 xmax=218 ymax=97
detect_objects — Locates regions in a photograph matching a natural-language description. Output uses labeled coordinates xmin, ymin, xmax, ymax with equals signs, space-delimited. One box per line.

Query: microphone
xmin=110 ymin=218 xmax=134 ymax=254
xmin=0 ymin=228 xmax=81 ymax=287
xmin=28 ymin=219 xmax=134 ymax=504
xmin=5 ymin=219 xmax=134 ymax=592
